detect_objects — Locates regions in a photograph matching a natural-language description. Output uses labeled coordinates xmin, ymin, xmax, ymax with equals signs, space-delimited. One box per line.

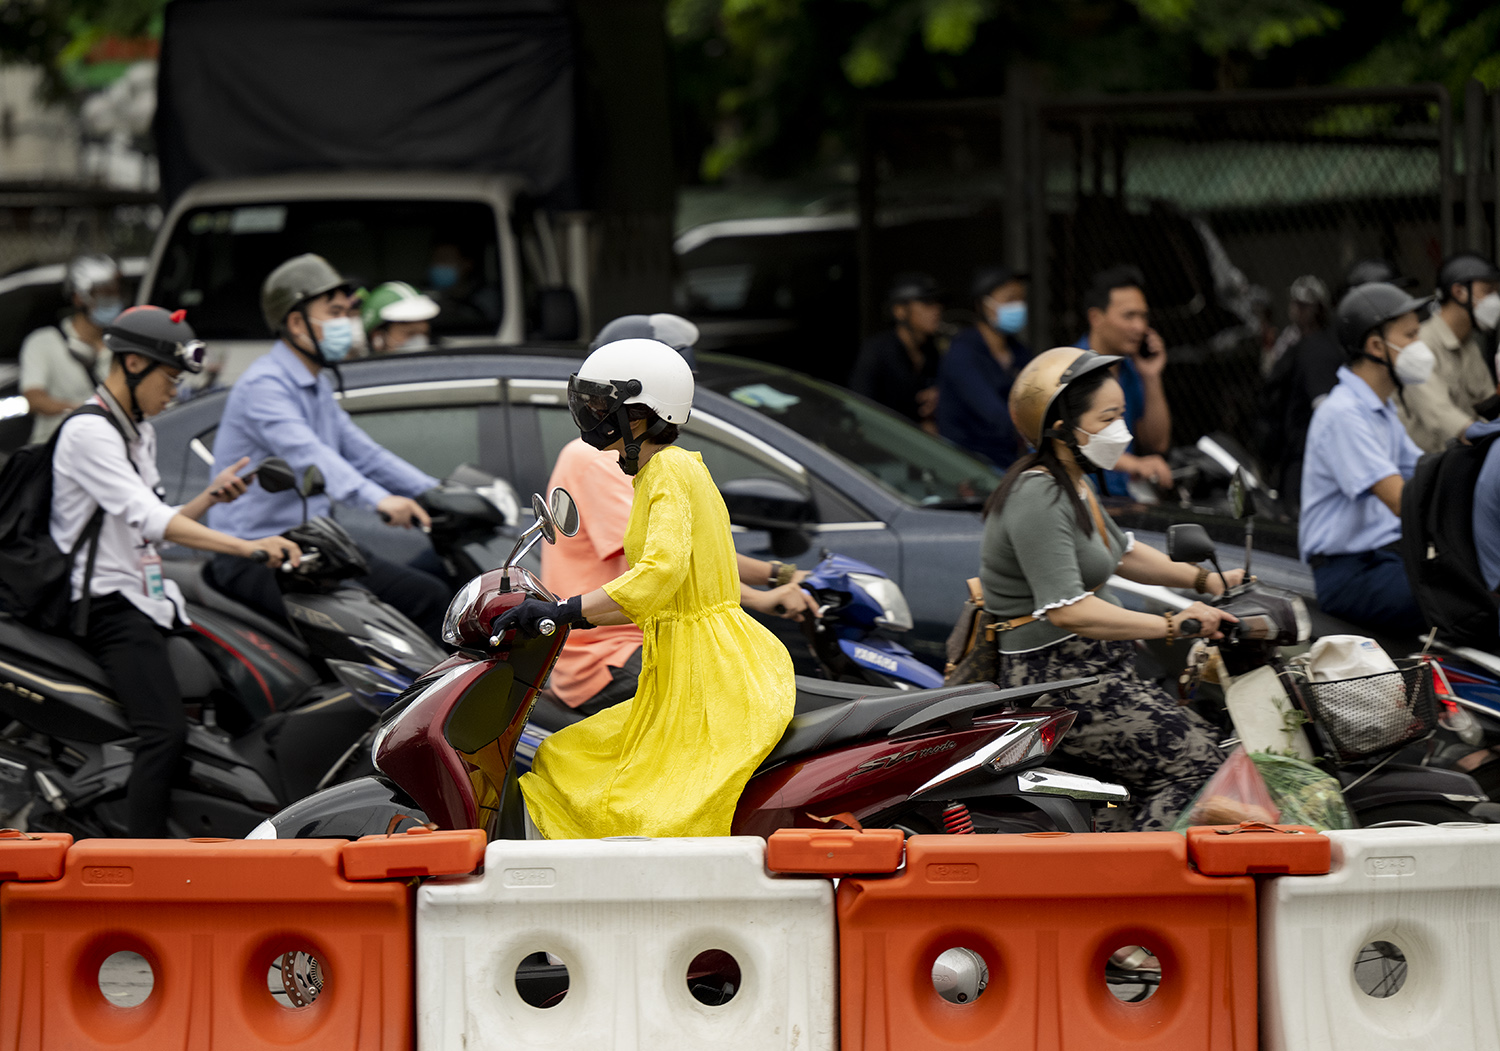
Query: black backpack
xmin=1400 ymin=431 xmax=1500 ymax=648
xmin=0 ymin=405 xmax=127 ymax=634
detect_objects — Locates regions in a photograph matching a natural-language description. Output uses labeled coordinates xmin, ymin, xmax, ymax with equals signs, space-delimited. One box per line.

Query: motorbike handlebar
xmin=1179 ymin=617 xmax=1201 ymax=636
xmin=250 ymin=549 xmax=269 ymax=564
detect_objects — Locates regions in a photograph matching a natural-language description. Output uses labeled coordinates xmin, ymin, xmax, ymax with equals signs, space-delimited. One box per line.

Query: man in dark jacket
xmin=849 ymin=272 xmax=943 ymax=431
xmin=936 ymin=265 xmax=1031 ymax=467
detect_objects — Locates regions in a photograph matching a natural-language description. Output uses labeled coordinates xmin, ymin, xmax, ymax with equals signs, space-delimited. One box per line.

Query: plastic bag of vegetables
xmin=1247 ymin=751 xmax=1354 ymax=831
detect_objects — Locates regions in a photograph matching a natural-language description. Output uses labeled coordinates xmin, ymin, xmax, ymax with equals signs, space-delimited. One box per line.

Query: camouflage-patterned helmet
xmin=260 ymin=253 xmax=354 ymax=335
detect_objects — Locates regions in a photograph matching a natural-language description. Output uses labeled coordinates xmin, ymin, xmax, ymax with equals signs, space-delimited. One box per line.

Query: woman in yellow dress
xmin=500 ymin=338 xmax=796 ymax=838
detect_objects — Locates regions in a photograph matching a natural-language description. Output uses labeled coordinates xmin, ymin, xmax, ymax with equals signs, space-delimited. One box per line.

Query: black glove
xmin=490 ymin=595 xmax=592 ymax=640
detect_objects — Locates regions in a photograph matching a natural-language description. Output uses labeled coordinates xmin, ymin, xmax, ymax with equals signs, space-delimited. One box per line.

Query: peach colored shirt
xmin=540 ymin=439 xmax=643 ymax=706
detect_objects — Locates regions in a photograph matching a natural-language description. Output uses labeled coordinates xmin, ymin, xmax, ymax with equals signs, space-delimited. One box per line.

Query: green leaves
xmin=1128 ymin=0 xmax=1341 ymax=58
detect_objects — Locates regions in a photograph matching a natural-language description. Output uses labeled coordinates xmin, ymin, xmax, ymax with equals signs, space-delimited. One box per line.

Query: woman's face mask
xmin=1075 ymin=418 xmax=1133 ymax=471
xmin=1475 ymin=292 xmax=1500 ymax=333
xmin=88 ymin=298 xmax=124 ymax=327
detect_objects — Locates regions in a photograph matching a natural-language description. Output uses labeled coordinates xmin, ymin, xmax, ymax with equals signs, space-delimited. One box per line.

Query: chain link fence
xmin=858 ymin=85 xmax=1492 ymax=468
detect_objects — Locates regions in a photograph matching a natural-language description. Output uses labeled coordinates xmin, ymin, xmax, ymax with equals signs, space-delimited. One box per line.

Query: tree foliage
xmin=0 ymin=0 xmax=165 ymax=100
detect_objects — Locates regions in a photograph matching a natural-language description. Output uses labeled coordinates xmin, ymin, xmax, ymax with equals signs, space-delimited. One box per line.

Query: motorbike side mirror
xmin=1228 ymin=470 xmax=1251 ymax=520
xmin=720 ymin=476 xmax=815 ymax=559
xmin=1166 ymin=523 xmax=1216 ymax=564
xmin=300 ymin=464 xmax=326 ymax=499
xmin=549 ymin=487 xmax=579 ymax=538
xmin=532 ymin=493 xmax=555 ymax=545
xmin=257 ymin=457 xmax=296 ymax=494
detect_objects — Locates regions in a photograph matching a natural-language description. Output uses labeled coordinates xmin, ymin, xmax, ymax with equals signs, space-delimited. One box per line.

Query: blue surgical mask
xmin=316 ymin=316 xmax=355 ymax=362
xmin=995 ymin=301 xmax=1027 ymax=334
xmin=428 ymin=264 xmax=459 ymax=290
xmin=88 ymin=299 xmax=124 ymax=327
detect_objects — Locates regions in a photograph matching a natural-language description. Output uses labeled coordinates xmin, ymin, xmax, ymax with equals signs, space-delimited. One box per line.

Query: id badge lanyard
xmin=140 ymin=542 xmax=165 ymax=600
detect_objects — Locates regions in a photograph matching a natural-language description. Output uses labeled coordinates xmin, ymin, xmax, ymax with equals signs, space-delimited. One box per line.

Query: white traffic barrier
xmin=416 ymin=836 xmax=836 ymax=1051
xmin=1261 ymin=823 xmax=1500 ymax=1051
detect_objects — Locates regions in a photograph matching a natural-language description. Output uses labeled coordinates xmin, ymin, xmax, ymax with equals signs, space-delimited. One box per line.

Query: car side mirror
xmin=257 ymin=457 xmax=296 ymax=494
xmin=720 ymin=477 xmax=816 ymax=559
xmin=300 ymin=465 xmax=326 ymax=499
xmin=1165 ymin=523 xmax=1216 ymax=564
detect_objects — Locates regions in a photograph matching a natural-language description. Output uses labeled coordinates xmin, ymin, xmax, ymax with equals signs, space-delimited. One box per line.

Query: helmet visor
xmin=567 ymin=375 xmax=625 ymax=431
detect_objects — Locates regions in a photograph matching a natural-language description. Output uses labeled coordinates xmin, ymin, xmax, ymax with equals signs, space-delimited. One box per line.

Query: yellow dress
xmin=518 ymin=445 xmax=795 ymax=838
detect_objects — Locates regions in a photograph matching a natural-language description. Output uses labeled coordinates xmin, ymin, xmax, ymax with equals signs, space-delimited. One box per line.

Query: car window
xmin=535 ymin=402 xmax=805 ymax=492
xmin=148 ymin=200 xmax=502 ymax=340
xmin=351 ymin=406 xmax=481 ymax=480
xmin=698 ymin=355 xmax=999 ymax=509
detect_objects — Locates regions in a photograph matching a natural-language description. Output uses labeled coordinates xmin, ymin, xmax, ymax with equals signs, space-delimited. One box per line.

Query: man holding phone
xmin=1076 ymin=265 xmax=1174 ymax=494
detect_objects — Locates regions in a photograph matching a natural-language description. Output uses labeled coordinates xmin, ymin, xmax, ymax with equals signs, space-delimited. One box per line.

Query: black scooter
xmin=0 ymin=458 xmax=508 ymax=837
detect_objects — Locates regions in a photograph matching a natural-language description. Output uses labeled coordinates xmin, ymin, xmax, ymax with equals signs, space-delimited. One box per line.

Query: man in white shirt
xmin=19 ymin=254 xmax=121 ymax=443
xmin=50 ymin=305 xmax=298 ymax=837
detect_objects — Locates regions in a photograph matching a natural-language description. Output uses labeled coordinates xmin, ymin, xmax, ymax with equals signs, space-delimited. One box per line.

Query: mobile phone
xmin=210 ymin=464 xmax=257 ymax=497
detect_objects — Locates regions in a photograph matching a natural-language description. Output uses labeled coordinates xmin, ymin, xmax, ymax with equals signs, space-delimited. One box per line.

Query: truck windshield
xmin=147 ymin=200 xmax=502 ymax=340
xmin=697 ymin=354 xmax=1001 ymax=509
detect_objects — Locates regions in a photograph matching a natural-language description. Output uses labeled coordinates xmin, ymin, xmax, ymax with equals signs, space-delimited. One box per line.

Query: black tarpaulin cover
xmin=155 ymin=0 xmax=576 ymax=206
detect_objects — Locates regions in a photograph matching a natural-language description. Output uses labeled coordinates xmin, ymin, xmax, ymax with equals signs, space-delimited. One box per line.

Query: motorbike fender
xmin=285 ymin=588 xmax=445 ymax=677
xmin=837 ymin=638 xmax=945 ymax=688
xmin=254 ymin=775 xmax=429 ymax=840
xmin=1339 ymin=763 xmax=1488 ymax=811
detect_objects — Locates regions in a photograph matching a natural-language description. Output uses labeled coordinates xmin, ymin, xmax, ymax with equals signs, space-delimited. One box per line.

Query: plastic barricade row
xmin=1261 ymin=823 xmax=1500 ymax=1051
xmin=0 ymin=828 xmax=483 ymax=1051
xmin=768 ymin=825 xmax=1332 ymax=1051
xmin=416 ymin=835 xmax=838 ymax=1051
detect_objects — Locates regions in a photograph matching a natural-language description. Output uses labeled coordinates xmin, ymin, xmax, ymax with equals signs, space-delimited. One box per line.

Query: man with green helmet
xmin=361 ymin=281 xmax=441 ymax=354
xmin=204 ymin=253 xmax=451 ymax=638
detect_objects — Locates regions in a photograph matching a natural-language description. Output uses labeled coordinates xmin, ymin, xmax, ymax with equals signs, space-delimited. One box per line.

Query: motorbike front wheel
xmin=1356 ymin=801 xmax=1482 ymax=827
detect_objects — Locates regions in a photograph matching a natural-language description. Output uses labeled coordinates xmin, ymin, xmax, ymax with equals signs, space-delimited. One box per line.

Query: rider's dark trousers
xmin=206 ymin=547 xmax=451 ymax=641
xmin=77 ymin=592 xmax=186 ymax=838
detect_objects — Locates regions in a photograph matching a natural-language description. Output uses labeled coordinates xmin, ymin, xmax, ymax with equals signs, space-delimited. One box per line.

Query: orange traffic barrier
xmin=1185 ymin=822 xmax=1330 ymax=876
xmin=766 ymin=827 xmax=904 ymax=875
xmin=834 ymin=829 xmax=1321 ymax=1051
xmin=0 ymin=829 xmax=70 ymax=881
xmin=0 ymin=829 xmax=483 ymax=1051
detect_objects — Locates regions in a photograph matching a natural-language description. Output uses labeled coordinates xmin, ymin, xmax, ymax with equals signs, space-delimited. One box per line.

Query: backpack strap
xmin=55 ymin=403 xmax=137 ymax=636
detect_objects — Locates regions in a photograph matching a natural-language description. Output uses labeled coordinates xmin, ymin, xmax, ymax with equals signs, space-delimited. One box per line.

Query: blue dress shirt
xmin=1298 ymin=366 xmax=1421 ymax=560
xmin=935 ymin=327 xmax=1031 ymax=467
xmin=208 ymin=342 xmax=439 ymax=539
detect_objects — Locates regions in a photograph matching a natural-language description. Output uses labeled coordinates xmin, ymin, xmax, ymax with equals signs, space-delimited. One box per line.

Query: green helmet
xmin=261 ymin=253 xmax=354 ymax=335
xmin=361 ymin=281 xmax=440 ymax=332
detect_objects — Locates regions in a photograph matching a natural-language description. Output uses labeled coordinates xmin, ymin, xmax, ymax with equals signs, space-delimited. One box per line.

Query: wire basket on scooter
xmin=1293 ymin=659 xmax=1438 ymax=764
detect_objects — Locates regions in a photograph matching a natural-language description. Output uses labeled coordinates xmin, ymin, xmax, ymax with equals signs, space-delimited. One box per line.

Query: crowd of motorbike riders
xmin=13 ymin=243 xmax=1500 ymax=839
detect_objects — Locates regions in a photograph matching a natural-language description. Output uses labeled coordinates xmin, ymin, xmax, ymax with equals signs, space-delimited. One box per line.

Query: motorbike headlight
xmin=442 ymin=576 xmax=483 ymax=646
xmin=849 ymin=571 xmax=914 ymax=632
xmin=1290 ymin=595 xmax=1311 ymax=644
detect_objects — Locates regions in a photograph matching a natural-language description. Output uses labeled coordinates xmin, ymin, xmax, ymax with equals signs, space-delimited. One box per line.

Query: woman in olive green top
xmin=982 ymin=347 xmax=1243 ymax=830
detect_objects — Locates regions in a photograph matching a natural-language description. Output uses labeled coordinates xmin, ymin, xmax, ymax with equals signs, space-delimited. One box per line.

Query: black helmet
xmin=887 ymin=271 xmax=944 ymax=306
xmin=1436 ymin=253 xmax=1500 ymax=301
xmin=1335 ymin=283 xmax=1433 ymax=355
xmin=103 ymin=306 xmax=206 ymax=374
xmin=1344 ymin=258 xmax=1417 ymax=292
xmin=589 ymin=313 xmax=700 ymax=371
xmin=970 ymin=265 xmax=1029 ymax=303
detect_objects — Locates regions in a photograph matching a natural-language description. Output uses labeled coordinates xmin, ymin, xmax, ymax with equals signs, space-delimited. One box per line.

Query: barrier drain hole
xmin=516 ymin=951 xmax=570 ymax=1008
xmin=687 ymin=949 xmax=741 ymax=1006
xmin=98 ymin=951 xmax=154 ymax=1007
xmin=932 ymin=947 xmax=989 ymax=1005
xmin=1355 ymin=941 xmax=1408 ymax=998
xmin=1106 ymin=945 xmax=1161 ymax=1003
xmin=269 ymin=951 xmax=325 ymax=1009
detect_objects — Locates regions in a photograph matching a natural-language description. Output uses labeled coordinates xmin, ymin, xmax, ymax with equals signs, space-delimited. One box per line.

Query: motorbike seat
xmin=0 ymin=614 xmax=218 ymax=702
xmin=759 ymin=681 xmax=1012 ymax=771
xmin=164 ymin=559 xmax=309 ymax=656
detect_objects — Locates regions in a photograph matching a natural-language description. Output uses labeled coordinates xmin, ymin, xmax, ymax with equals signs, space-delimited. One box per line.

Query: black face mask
xmin=568 ymin=374 xmax=666 ymax=476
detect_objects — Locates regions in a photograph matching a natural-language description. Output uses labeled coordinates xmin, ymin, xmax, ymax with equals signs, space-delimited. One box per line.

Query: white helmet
xmin=568 ymin=338 xmax=694 ymax=474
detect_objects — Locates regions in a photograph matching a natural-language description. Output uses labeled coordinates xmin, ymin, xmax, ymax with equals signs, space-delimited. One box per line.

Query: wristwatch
xmin=768 ymin=561 xmax=798 ymax=587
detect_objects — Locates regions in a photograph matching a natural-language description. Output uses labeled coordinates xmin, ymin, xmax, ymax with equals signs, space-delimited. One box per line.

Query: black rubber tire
xmin=1357 ymin=802 xmax=1478 ymax=827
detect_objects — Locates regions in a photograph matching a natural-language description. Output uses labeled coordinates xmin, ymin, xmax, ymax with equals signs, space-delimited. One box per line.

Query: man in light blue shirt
xmin=1299 ymin=282 xmax=1435 ymax=636
xmin=206 ymin=254 xmax=449 ymax=638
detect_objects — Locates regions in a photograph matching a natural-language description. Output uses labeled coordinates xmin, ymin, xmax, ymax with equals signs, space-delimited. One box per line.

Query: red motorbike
xmin=250 ymin=489 xmax=1127 ymax=842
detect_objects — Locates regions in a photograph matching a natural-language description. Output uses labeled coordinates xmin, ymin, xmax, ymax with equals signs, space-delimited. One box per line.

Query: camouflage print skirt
xmin=1000 ymin=634 xmax=1224 ymax=831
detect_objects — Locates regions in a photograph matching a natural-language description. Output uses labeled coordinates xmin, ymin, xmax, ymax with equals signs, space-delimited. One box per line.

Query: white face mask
xmin=1475 ymin=292 xmax=1500 ymax=333
xmin=1076 ymin=418 xmax=1132 ymax=471
xmin=1391 ymin=338 xmax=1435 ymax=386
